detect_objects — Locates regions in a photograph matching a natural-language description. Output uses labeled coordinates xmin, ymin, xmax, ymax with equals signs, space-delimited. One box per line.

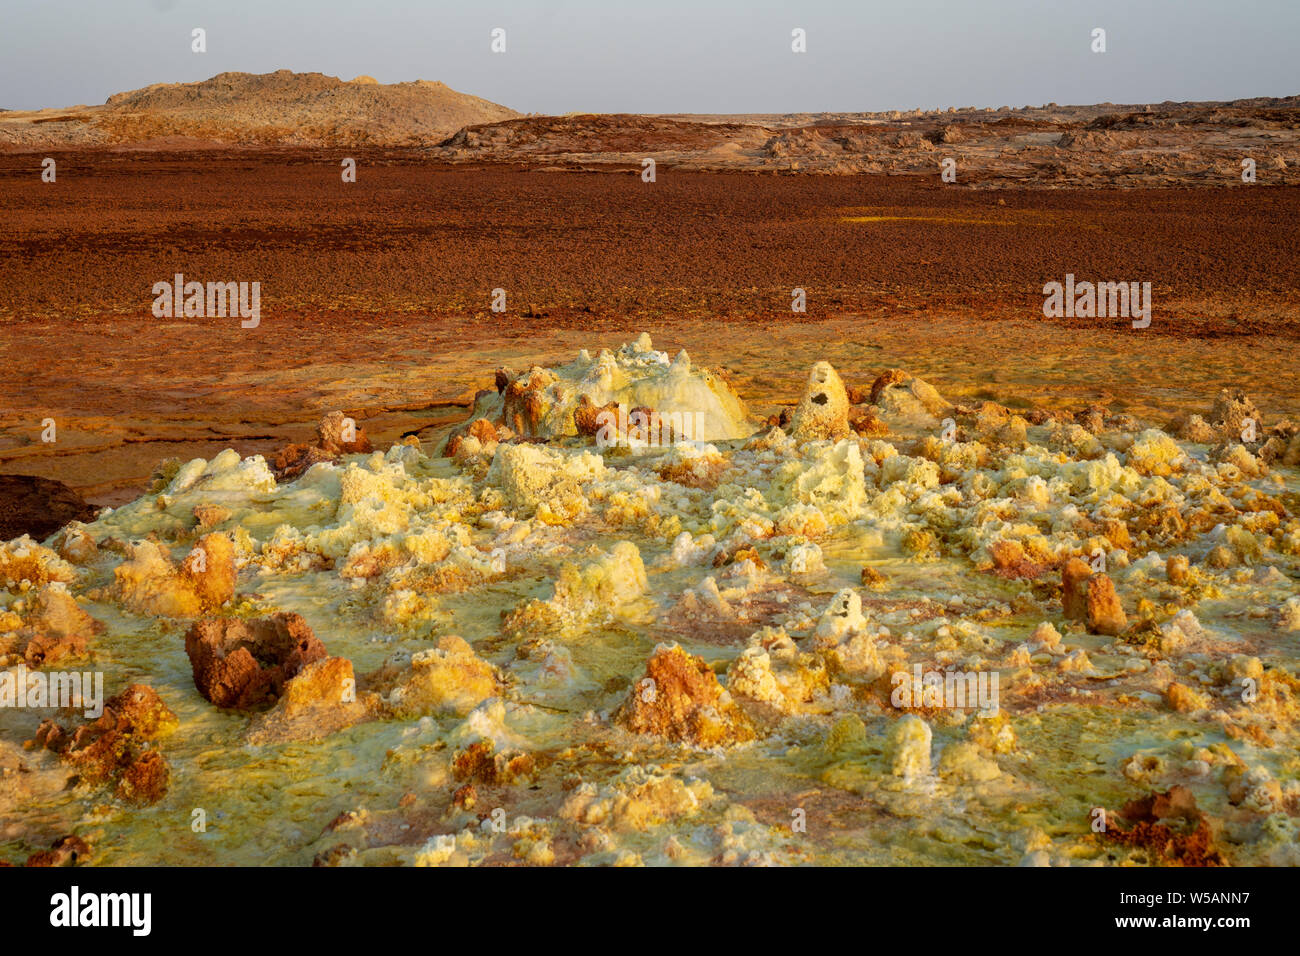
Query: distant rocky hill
xmin=430 ymin=95 xmax=1300 ymax=188
xmin=0 ymin=70 xmax=518 ymax=148
xmin=3 ymin=74 xmax=1297 ymax=188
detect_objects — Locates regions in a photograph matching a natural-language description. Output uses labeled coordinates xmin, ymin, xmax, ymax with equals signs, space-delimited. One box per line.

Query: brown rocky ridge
xmin=0 ymin=70 xmax=517 ymax=149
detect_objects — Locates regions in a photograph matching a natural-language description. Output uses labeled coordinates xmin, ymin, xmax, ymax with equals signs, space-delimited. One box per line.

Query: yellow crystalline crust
xmin=111 ymin=533 xmax=235 ymax=618
xmin=30 ymin=341 xmax=1300 ymax=868
xmin=367 ymin=635 xmax=498 ymax=718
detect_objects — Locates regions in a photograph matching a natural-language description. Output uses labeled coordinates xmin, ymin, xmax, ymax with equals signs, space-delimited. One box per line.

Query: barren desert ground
xmin=2 ymin=152 xmax=1298 ymax=505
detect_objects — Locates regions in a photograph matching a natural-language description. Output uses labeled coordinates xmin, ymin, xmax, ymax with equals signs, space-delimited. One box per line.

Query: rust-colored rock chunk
xmin=1085 ymin=573 xmax=1127 ymax=636
xmin=30 ymin=684 xmax=177 ymax=806
xmin=24 ymin=835 xmax=92 ymax=868
xmin=1061 ymin=557 xmax=1093 ymax=621
xmin=614 ymin=644 xmax=754 ymax=747
xmin=869 ymin=369 xmax=908 ymax=405
xmin=1061 ymin=557 xmax=1127 ymax=635
xmin=271 ymin=411 xmax=372 ymax=481
xmin=0 ymin=475 xmax=97 ymax=542
xmin=184 ymin=611 xmax=327 ymax=710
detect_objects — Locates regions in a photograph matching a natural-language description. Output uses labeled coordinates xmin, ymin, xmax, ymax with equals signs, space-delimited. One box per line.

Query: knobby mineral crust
xmin=1 ymin=334 xmax=1296 ymax=867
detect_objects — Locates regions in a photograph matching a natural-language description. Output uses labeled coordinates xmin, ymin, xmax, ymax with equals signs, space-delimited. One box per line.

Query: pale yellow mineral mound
xmin=790 ymin=361 xmax=850 ymax=441
xmin=886 ymin=715 xmax=932 ymax=778
xmin=247 ymin=656 xmax=377 ymax=745
xmin=453 ymin=336 xmax=757 ymax=443
xmin=0 ymin=582 xmax=102 ymax=667
xmin=0 ymin=537 xmax=75 ymax=588
xmin=111 ymin=532 xmax=236 ymax=617
xmin=367 ymin=634 xmax=499 ymax=718
xmin=726 ymin=628 xmax=829 ymax=714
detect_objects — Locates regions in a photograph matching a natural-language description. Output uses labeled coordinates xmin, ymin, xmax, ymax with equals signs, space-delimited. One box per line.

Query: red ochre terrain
xmin=1 ymin=149 xmax=1298 ymax=504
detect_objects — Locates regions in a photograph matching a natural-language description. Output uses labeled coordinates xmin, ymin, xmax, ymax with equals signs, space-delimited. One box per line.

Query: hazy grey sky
xmin=2 ymin=0 xmax=1296 ymax=113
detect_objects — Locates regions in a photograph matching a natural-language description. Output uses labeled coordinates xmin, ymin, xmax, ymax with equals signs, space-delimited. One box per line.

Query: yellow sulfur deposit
xmin=4 ymin=337 xmax=1299 ymax=868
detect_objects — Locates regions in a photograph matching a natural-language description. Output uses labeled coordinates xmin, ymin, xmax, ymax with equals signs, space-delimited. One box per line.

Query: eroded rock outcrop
xmin=1104 ymin=786 xmax=1226 ymax=867
xmin=272 ymin=411 xmax=373 ymax=481
xmin=1061 ymin=557 xmax=1128 ymax=635
xmin=615 ymin=644 xmax=754 ymax=747
xmin=0 ymin=475 xmax=98 ymax=542
xmin=449 ymin=336 xmax=757 ymax=446
xmin=1085 ymin=573 xmax=1128 ymax=636
xmin=185 ymin=611 xmax=327 ymax=710
xmin=1173 ymin=388 xmax=1264 ymax=446
xmin=186 ymin=613 xmax=498 ymax=743
xmin=31 ymin=684 xmax=177 ymax=805
xmin=790 ymin=362 xmax=850 ymax=442
xmin=869 ymin=369 xmax=953 ymax=424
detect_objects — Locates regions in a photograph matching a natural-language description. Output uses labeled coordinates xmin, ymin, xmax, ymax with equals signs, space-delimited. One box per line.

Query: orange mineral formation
xmin=615 ymin=644 xmax=755 ymax=747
